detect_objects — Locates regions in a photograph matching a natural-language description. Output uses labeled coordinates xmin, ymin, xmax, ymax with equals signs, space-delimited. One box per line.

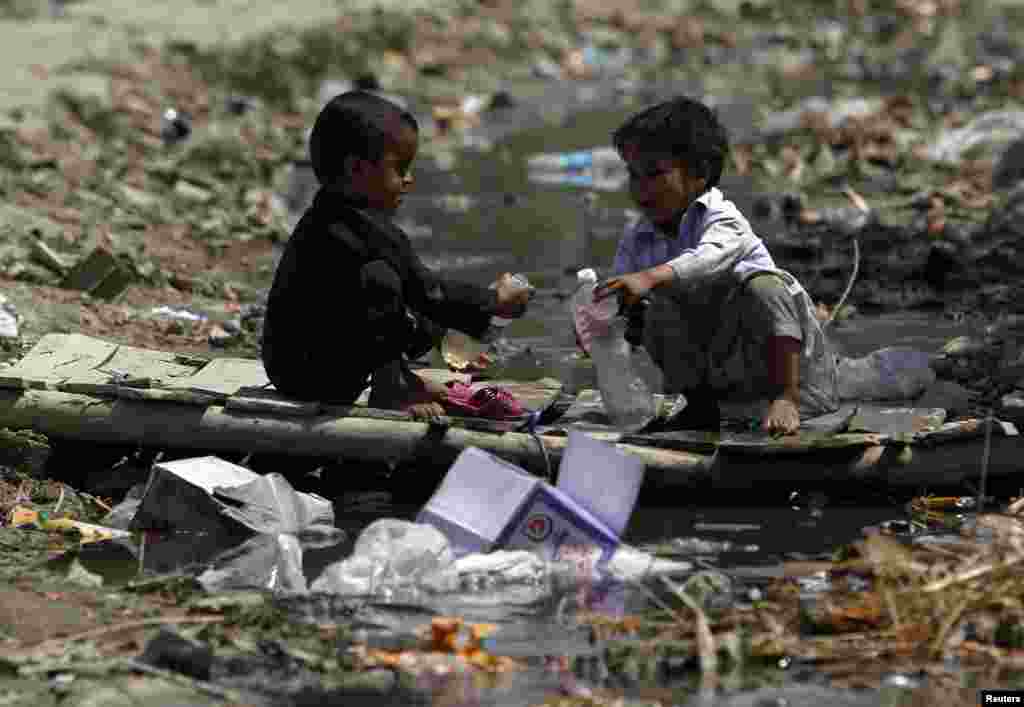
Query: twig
xmin=660 ymin=576 xmax=718 ymax=677
xmin=52 ymin=485 xmax=66 ymax=516
xmin=824 ymin=186 xmax=868 ymax=330
xmin=979 ymin=406 xmax=994 ymax=515
xmin=929 ymin=594 xmax=971 ymax=659
xmin=824 ymin=234 xmax=859 ymax=331
xmin=921 ymin=552 xmax=1024 ymax=594
xmin=82 ymin=493 xmax=113 ymax=513
xmin=28 ymin=615 xmax=227 ymax=652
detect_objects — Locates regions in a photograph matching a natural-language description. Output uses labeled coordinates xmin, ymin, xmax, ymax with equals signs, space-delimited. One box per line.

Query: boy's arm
xmin=658 ymin=218 xmax=763 ymax=292
xmin=602 ymin=218 xmax=765 ymax=303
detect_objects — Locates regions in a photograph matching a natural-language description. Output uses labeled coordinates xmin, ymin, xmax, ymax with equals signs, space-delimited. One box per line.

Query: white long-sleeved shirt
xmin=612 ymin=187 xmax=776 ymax=290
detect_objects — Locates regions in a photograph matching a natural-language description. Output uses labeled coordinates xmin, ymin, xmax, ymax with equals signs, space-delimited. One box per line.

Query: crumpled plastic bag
xmin=198 ymin=533 xmax=310 ymax=594
xmin=212 ymin=472 xmax=334 ymax=534
xmin=311 ymin=519 xmax=454 ymax=597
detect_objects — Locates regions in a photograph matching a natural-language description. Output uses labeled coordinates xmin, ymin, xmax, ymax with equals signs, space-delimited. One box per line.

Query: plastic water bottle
xmin=572 ymin=269 xmax=656 ymax=432
xmin=527 ymin=147 xmax=627 ymax=193
xmin=526 ymin=146 xmax=622 ymax=172
xmin=487 ymin=273 xmax=533 ymax=332
xmin=440 ymin=274 xmax=532 ymax=369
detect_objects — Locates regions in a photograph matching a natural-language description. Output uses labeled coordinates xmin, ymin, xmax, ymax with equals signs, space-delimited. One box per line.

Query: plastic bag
xmin=572 ymin=269 xmax=656 ymax=431
xmin=310 ymin=519 xmax=454 ymax=597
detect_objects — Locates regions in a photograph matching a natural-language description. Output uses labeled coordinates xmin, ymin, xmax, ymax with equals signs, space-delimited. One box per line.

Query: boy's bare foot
xmin=369 ymin=363 xmax=451 ymax=420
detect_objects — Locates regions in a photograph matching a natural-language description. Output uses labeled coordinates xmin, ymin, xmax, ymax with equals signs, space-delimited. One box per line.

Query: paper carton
xmin=417 ymin=439 xmax=634 ymax=566
xmin=416 ymin=447 xmax=539 ymax=556
xmin=497 ymin=481 xmax=619 ymax=566
xmin=556 ymin=429 xmax=644 ymax=537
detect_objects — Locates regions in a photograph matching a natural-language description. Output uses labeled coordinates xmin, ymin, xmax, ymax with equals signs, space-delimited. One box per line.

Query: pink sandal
xmin=443 ymin=381 xmax=526 ymax=420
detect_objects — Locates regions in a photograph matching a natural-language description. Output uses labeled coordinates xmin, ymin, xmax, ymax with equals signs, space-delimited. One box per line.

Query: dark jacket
xmin=261 ymin=187 xmax=498 ymax=403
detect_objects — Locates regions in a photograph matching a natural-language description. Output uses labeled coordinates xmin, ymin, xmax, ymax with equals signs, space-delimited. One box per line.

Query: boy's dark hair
xmin=309 ymin=90 xmax=418 ymax=185
xmin=612 ymin=95 xmax=729 ymax=189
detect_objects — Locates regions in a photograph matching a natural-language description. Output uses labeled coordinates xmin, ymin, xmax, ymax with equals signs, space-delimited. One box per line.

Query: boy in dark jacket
xmin=261 ymin=91 xmax=530 ymax=419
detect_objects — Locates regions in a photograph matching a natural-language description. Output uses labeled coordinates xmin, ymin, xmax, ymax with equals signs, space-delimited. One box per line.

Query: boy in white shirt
xmin=597 ymin=96 xmax=838 ymax=434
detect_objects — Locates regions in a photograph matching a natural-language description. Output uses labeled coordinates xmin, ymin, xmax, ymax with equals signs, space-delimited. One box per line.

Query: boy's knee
xmin=743 ymin=273 xmax=790 ymax=306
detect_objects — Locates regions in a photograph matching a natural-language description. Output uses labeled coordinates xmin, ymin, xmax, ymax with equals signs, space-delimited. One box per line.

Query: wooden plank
xmin=845 ymin=405 xmax=947 ymax=435
xmin=0 ymin=388 xmax=713 ymax=485
xmin=90 ymin=343 xmax=200 ymax=386
xmin=166 ymin=357 xmax=269 ymax=398
xmin=321 ymin=404 xmax=523 ymax=433
xmin=0 ymin=333 xmax=117 ymax=390
xmin=225 ymin=388 xmax=322 ymax=417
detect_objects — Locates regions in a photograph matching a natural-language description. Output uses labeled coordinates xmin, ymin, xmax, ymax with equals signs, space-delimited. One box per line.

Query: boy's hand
xmin=493 ymin=272 xmax=533 ymax=318
xmin=595 ymin=265 xmax=672 ymax=307
xmin=763 ymin=398 xmax=799 ymax=436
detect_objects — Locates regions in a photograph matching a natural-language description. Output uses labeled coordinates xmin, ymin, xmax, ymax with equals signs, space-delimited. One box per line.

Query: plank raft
xmin=0 ymin=333 xmax=1019 ymax=491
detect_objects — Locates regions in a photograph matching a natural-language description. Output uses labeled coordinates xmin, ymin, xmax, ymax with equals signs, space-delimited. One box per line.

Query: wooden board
xmin=166 ymin=357 xmax=270 ymax=399
xmin=0 ymin=333 xmax=118 ymax=390
xmin=0 ymin=333 xmax=206 ymax=393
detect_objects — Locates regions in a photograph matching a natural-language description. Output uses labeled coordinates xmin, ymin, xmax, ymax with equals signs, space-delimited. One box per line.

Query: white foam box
xmin=417 ymin=446 xmax=619 ymax=564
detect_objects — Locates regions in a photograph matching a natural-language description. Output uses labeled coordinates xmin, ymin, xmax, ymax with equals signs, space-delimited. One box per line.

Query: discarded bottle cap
xmin=161 ymin=108 xmax=192 ymax=145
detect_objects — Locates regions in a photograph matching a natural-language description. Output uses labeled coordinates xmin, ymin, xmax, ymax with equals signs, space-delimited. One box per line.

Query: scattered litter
xmin=160 ymin=107 xmax=192 ymax=146
xmin=311 ymin=519 xmax=454 ymax=597
xmin=417 ymin=442 xmax=623 ymax=561
xmin=0 ymin=294 xmax=18 ymax=339
xmin=61 ymin=246 xmax=134 ymax=300
xmin=149 ymin=306 xmax=208 ymax=323
xmin=925 ymin=110 xmax=1024 ymax=164
xmin=30 ymin=239 xmax=68 ymax=275
xmin=8 ymin=505 xmax=131 ymax=543
xmin=224 ymin=95 xmax=256 ymax=116
xmin=130 ymin=456 xmax=333 ymax=536
xmin=527 ymin=146 xmax=627 ymax=192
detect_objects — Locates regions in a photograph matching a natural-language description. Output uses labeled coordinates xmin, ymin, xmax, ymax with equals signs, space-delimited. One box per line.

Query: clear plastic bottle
xmin=440 ymin=273 xmax=533 ymax=370
xmin=572 ymin=269 xmax=656 ymax=432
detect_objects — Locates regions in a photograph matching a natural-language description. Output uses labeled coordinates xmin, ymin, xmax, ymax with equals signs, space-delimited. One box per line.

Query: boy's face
xmin=620 ymin=143 xmax=707 ymax=230
xmin=348 ymin=121 xmax=417 ymax=214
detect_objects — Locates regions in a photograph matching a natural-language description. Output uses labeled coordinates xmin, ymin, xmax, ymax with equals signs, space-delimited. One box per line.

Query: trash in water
xmin=417 ymin=440 xmax=628 ymax=562
xmin=128 ymin=456 xmax=338 ymax=592
xmin=556 ymin=430 xmax=644 ymax=538
xmin=310 ymin=518 xmax=455 ymax=598
xmin=130 ymin=456 xmax=332 ymax=534
xmin=198 ymin=532 xmax=311 ymax=593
